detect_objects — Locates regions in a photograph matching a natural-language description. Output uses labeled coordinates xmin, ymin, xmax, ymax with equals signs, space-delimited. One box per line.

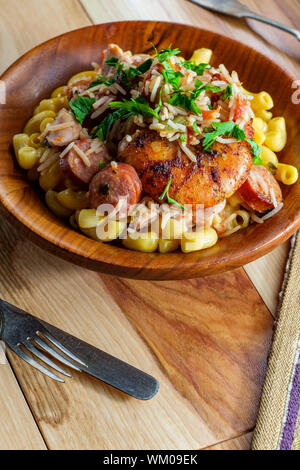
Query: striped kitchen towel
xmin=252 ymin=232 xmax=300 ymax=450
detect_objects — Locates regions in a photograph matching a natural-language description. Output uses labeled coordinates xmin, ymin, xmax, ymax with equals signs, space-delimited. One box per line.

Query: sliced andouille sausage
xmin=46 ymin=109 xmax=81 ymax=147
xmin=60 ymin=138 xmax=110 ymax=188
xmin=88 ymin=162 xmax=142 ymax=214
xmin=238 ymin=164 xmax=283 ymax=213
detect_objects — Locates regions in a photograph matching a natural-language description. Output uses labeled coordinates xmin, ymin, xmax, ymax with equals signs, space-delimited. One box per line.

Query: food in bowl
xmin=13 ymin=43 xmax=298 ymax=254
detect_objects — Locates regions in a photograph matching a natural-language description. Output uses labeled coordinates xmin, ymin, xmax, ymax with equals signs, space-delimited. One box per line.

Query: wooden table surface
xmin=0 ymin=0 xmax=299 ymax=450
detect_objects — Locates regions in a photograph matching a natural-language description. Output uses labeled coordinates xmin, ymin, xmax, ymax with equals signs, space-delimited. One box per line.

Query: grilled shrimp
xmin=46 ymin=109 xmax=81 ymax=147
xmin=118 ymin=124 xmax=254 ymax=208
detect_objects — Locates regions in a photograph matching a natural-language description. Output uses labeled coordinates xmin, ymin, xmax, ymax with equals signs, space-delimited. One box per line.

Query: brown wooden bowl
xmin=0 ymin=21 xmax=299 ymax=280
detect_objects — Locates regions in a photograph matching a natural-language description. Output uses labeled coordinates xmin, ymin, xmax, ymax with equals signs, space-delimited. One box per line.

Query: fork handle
xmin=246 ymin=12 xmax=300 ymax=41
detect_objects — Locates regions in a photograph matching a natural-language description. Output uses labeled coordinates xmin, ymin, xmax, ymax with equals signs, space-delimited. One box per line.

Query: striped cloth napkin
xmin=252 ymin=232 xmax=300 ymax=450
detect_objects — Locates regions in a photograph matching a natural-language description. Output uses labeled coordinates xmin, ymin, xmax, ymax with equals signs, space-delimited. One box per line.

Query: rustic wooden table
xmin=0 ymin=0 xmax=299 ymax=451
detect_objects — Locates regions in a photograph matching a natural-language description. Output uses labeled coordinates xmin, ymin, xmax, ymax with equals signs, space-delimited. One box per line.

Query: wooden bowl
xmin=0 ymin=21 xmax=299 ymax=280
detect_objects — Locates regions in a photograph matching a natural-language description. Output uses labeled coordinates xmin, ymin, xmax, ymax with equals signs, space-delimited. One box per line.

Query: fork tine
xmin=23 ymin=341 xmax=72 ymax=378
xmin=39 ymin=331 xmax=88 ymax=367
xmin=33 ymin=337 xmax=81 ymax=372
xmin=13 ymin=346 xmax=65 ymax=383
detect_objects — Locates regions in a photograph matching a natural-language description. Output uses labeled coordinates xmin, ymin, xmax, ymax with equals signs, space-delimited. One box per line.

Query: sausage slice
xmin=88 ymin=163 xmax=142 ymax=214
xmin=60 ymin=138 xmax=110 ymax=188
xmin=238 ymin=164 xmax=283 ymax=213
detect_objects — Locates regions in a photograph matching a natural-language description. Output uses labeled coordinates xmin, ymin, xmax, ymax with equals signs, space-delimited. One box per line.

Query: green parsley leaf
xmin=183 ymin=61 xmax=210 ymax=76
xmin=69 ymin=96 xmax=95 ymax=124
xmin=202 ymin=121 xmax=244 ymax=151
xmin=193 ymin=121 xmax=200 ymax=134
xmin=246 ymin=138 xmax=263 ymax=165
xmin=92 ymin=108 xmax=131 ymax=141
xmin=180 ymin=134 xmax=187 ymax=142
xmin=161 ymin=61 xmax=184 ymax=88
xmin=88 ymin=74 xmax=117 ymax=89
xmin=109 ymin=96 xmax=160 ymax=119
xmin=222 ymin=84 xmax=233 ymax=101
xmin=156 ymin=47 xmax=181 ymax=63
xmin=99 ymin=160 xmax=106 ymax=169
xmin=105 ymin=57 xmax=119 ymax=66
xmin=158 ymin=177 xmax=186 ymax=210
xmin=121 ymin=58 xmax=153 ymax=87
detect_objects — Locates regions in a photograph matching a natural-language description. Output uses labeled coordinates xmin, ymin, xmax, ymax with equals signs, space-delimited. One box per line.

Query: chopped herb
xmin=268 ymin=162 xmax=277 ymax=175
xmin=208 ymin=104 xmax=213 ymax=110
xmin=41 ymin=138 xmax=50 ymax=147
xmin=109 ymin=96 xmax=160 ymax=119
xmin=193 ymin=121 xmax=200 ymax=134
xmin=161 ymin=61 xmax=184 ymax=88
xmin=105 ymin=57 xmax=119 ymax=66
xmin=155 ymin=79 xmax=164 ymax=115
xmin=246 ymin=138 xmax=263 ymax=165
xmin=99 ymin=160 xmax=106 ymax=169
xmin=183 ymin=61 xmax=210 ymax=76
xmin=69 ymin=96 xmax=95 ymax=124
xmin=158 ymin=177 xmax=186 ymax=210
xmin=202 ymin=121 xmax=244 ymax=151
xmin=92 ymin=95 xmax=160 ymax=142
xmin=92 ymin=109 xmax=131 ymax=141
xmin=180 ymin=134 xmax=187 ymax=142
xmin=156 ymin=46 xmax=181 ymax=63
xmin=89 ymin=57 xmax=153 ymax=90
xmin=222 ymin=84 xmax=233 ymax=101
xmin=169 ymin=81 xmax=221 ymax=115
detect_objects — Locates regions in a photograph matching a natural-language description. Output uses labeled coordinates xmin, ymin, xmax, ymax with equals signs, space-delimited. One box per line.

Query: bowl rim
xmin=0 ymin=20 xmax=299 ymax=279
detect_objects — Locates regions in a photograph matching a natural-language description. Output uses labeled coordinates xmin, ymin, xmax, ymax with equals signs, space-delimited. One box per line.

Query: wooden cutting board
xmin=0 ymin=0 xmax=298 ymax=450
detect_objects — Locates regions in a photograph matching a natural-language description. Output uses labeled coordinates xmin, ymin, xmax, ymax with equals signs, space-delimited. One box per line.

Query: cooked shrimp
xmin=118 ymin=124 xmax=254 ymax=208
xmin=46 ymin=109 xmax=81 ymax=147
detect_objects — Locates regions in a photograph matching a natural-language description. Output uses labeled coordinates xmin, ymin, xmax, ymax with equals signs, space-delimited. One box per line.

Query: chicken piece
xmin=100 ymin=43 xmax=151 ymax=77
xmin=118 ymin=126 xmax=254 ymax=208
xmin=46 ymin=109 xmax=81 ymax=147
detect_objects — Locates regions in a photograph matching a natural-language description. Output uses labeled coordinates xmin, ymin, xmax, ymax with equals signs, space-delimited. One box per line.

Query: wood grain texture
xmin=0 ymin=20 xmax=299 ymax=280
xmin=205 ymin=432 xmax=253 ymax=450
xmin=0 ymin=0 xmax=90 ymax=74
xmin=0 ymin=214 xmax=272 ymax=448
xmin=0 ymin=361 xmax=46 ymax=449
xmin=101 ymin=271 xmax=273 ymax=440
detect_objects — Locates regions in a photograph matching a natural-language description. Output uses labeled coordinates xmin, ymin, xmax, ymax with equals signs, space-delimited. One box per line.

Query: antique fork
xmin=0 ymin=299 xmax=159 ymax=400
xmin=190 ymin=0 xmax=300 ymax=41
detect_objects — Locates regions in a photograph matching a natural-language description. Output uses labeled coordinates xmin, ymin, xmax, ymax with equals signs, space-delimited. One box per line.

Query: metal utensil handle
xmin=246 ymin=13 xmax=300 ymax=41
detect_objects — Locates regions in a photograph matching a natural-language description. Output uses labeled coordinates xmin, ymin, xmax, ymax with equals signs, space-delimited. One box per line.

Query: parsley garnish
xmin=92 ymin=109 xmax=131 ymax=141
xmin=222 ymin=84 xmax=233 ymax=101
xmin=180 ymin=134 xmax=187 ymax=142
xmin=158 ymin=177 xmax=186 ymax=210
xmin=69 ymin=96 xmax=95 ymax=124
xmin=99 ymin=160 xmax=106 ymax=169
xmin=156 ymin=47 xmax=181 ymax=63
xmin=161 ymin=61 xmax=184 ymax=88
xmin=109 ymin=96 xmax=160 ymax=119
xmin=169 ymin=80 xmax=221 ymax=115
xmin=89 ymin=57 xmax=153 ymax=89
xmin=193 ymin=121 xmax=200 ymax=134
xmin=246 ymin=138 xmax=263 ymax=165
xmin=202 ymin=121 xmax=245 ymax=151
xmin=92 ymin=96 xmax=160 ymax=141
xmin=183 ymin=61 xmax=210 ymax=76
